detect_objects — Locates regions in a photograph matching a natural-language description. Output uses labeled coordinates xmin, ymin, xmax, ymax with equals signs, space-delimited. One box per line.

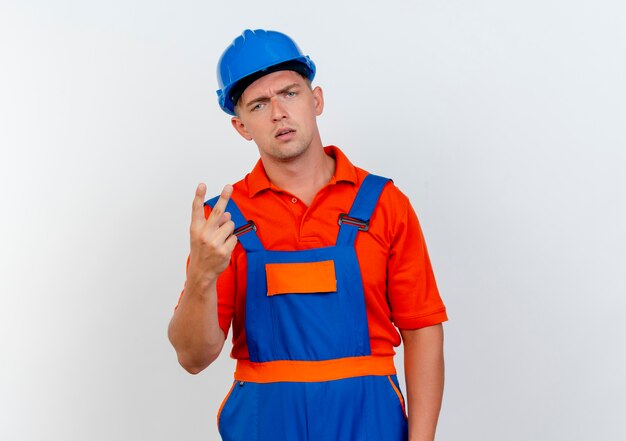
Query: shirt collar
xmin=247 ymin=145 xmax=358 ymax=198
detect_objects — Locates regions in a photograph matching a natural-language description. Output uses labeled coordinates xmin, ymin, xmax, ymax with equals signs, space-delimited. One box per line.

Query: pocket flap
xmin=266 ymin=260 xmax=337 ymax=296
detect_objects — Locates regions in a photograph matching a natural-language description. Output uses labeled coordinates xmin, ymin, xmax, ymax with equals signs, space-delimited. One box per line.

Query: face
xmin=231 ymin=70 xmax=324 ymax=162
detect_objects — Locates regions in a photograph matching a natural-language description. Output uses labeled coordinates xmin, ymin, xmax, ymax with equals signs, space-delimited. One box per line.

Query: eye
xmin=285 ymin=91 xmax=297 ymax=98
xmin=251 ymin=103 xmax=265 ymax=111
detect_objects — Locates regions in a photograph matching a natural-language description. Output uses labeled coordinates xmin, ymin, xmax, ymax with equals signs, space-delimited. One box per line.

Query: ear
xmin=312 ymin=86 xmax=324 ymax=116
xmin=231 ymin=116 xmax=253 ymax=141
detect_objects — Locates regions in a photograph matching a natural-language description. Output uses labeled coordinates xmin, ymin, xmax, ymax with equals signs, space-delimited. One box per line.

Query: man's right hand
xmin=168 ymin=183 xmax=233 ymax=373
xmin=187 ymin=183 xmax=238 ymax=284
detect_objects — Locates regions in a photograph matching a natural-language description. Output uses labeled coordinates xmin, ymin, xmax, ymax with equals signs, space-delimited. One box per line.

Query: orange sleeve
xmin=174 ymin=204 xmax=236 ymax=337
xmin=386 ymin=190 xmax=448 ymax=329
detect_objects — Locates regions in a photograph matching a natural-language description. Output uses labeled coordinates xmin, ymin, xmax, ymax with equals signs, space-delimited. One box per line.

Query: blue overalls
xmin=208 ymin=174 xmax=408 ymax=441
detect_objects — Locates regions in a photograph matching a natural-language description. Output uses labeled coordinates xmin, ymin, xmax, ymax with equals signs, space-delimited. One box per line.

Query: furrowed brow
xmin=245 ymin=83 xmax=301 ymax=109
xmin=276 ymin=83 xmax=301 ymax=95
xmin=245 ymin=95 xmax=269 ymax=109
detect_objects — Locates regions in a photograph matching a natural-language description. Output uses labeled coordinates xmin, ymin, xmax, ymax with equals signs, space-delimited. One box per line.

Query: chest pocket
xmin=263 ymin=254 xmax=346 ymax=361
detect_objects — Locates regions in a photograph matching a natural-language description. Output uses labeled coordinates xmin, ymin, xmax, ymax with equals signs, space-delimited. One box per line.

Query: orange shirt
xmin=185 ymin=146 xmax=447 ymax=360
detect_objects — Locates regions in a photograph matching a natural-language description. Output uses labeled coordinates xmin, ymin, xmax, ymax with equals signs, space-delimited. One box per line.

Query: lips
xmin=275 ymin=128 xmax=295 ymax=139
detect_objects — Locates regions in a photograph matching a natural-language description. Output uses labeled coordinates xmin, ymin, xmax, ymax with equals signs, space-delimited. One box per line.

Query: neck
xmin=261 ymin=142 xmax=335 ymax=206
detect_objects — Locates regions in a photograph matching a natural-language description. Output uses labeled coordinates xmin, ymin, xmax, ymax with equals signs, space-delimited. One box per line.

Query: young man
xmin=169 ymin=29 xmax=448 ymax=441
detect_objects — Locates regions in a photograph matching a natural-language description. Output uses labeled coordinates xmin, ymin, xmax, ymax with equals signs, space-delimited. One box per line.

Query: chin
xmin=268 ymin=142 xmax=309 ymax=161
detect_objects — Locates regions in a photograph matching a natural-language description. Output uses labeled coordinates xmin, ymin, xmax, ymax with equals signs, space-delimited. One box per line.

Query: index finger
xmin=208 ymin=184 xmax=234 ymax=222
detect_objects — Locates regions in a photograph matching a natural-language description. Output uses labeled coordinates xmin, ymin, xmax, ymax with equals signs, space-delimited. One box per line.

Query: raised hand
xmin=187 ymin=183 xmax=238 ymax=283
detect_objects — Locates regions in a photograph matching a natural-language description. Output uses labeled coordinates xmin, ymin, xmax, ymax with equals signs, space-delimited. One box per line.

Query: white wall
xmin=1 ymin=1 xmax=624 ymax=440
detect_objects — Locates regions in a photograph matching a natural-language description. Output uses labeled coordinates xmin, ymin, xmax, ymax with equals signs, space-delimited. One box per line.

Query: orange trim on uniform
xmin=234 ymin=356 xmax=396 ymax=383
xmin=387 ymin=375 xmax=408 ymax=420
xmin=216 ymin=381 xmax=236 ymax=429
xmin=266 ymin=260 xmax=337 ymax=296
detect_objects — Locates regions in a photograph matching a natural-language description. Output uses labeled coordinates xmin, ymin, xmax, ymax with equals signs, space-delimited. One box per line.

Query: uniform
xmin=185 ymin=146 xmax=447 ymax=440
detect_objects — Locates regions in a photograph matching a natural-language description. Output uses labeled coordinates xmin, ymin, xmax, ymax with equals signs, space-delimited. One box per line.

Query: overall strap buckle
xmin=338 ymin=214 xmax=369 ymax=232
xmin=233 ymin=220 xmax=257 ymax=237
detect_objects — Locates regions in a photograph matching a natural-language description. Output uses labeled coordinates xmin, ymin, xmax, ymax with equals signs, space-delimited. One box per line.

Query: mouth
xmin=275 ymin=128 xmax=296 ymax=139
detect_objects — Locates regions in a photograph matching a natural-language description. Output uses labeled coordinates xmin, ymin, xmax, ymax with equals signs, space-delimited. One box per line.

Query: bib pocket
xmin=265 ymin=259 xmax=343 ymax=360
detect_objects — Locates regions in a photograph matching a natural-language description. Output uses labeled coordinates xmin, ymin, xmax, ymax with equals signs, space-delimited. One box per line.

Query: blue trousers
xmin=218 ymin=375 xmax=408 ymax=441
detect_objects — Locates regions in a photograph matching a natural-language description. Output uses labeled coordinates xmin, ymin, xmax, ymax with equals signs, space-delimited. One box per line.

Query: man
xmin=168 ymin=29 xmax=447 ymax=441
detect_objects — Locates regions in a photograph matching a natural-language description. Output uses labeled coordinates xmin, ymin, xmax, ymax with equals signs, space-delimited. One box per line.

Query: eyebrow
xmin=245 ymin=83 xmax=301 ymax=109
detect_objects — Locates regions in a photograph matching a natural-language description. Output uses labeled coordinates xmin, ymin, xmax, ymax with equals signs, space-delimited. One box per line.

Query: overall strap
xmin=336 ymin=174 xmax=391 ymax=246
xmin=205 ymin=196 xmax=264 ymax=252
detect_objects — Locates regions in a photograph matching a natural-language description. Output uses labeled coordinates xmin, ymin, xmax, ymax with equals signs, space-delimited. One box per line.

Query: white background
xmin=1 ymin=1 xmax=625 ymax=440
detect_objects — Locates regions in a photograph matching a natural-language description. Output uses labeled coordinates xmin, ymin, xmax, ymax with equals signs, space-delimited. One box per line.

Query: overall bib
xmin=209 ymin=174 xmax=408 ymax=441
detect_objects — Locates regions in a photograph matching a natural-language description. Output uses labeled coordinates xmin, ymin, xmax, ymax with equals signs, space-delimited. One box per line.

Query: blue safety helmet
xmin=216 ymin=29 xmax=316 ymax=115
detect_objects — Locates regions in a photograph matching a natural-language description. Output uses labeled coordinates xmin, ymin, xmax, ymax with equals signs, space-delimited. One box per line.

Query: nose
xmin=270 ymin=97 xmax=287 ymax=121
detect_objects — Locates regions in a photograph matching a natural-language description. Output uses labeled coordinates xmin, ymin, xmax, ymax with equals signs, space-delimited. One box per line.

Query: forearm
xmin=401 ymin=325 xmax=445 ymax=441
xmin=168 ymin=275 xmax=226 ymax=374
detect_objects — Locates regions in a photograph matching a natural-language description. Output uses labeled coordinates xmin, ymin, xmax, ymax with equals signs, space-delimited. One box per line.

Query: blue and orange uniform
xmin=180 ymin=146 xmax=447 ymax=440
